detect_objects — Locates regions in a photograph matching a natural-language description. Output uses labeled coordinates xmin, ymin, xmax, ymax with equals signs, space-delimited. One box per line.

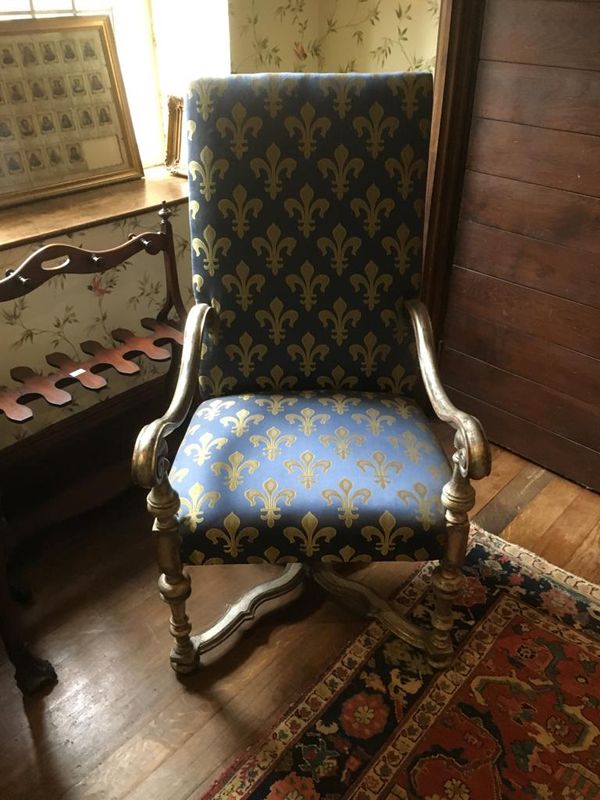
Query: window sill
xmin=0 ymin=167 xmax=188 ymax=253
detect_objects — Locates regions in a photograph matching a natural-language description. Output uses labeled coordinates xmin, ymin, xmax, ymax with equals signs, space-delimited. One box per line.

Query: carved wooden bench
xmin=0 ymin=203 xmax=185 ymax=425
xmin=0 ymin=202 xmax=186 ymax=694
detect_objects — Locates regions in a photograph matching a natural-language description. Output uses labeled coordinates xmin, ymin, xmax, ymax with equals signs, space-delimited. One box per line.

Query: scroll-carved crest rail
xmin=0 ymin=203 xmax=185 ymax=424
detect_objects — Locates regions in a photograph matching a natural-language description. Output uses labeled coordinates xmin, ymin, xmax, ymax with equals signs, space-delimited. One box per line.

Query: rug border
xmin=198 ymin=525 xmax=599 ymax=800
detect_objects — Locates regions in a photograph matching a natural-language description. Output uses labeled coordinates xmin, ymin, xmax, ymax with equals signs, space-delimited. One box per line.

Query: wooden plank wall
xmin=440 ymin=0 xmax=600 ymax=491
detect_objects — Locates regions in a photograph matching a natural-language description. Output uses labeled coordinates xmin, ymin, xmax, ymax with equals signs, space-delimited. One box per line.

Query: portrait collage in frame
xmin=0 ymin=15 xmax=142 ymax=209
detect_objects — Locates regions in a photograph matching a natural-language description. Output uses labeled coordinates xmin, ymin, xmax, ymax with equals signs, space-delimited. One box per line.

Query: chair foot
xmin=185 ymin=563 xmax=307 ymax=670
xmin=311 ymin=563 xmax=427 ymax=652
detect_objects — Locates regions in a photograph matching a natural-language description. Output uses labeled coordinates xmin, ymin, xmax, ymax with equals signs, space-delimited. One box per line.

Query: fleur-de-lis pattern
xmin=171 ymin=392 xmax=450 ymax=564
xmin=187 ymin=73 xmax=432 ymax=395
xmin=174 ymin=74 xmax=448 ymax=565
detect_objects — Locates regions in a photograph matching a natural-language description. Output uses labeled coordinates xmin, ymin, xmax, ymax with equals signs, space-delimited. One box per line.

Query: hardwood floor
xmin=1 ymin=440 xmax=599 ymax=800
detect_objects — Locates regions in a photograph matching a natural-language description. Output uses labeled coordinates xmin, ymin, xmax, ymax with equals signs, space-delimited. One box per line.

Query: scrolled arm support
xmin=407 ymin=299 xmax=491 ymax=480
xmin=132 ymin=302 xmax=215 ymax=489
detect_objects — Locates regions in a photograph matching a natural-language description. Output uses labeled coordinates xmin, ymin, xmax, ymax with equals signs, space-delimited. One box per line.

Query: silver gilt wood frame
xmin=132 ymin=300 xmax=491 ymax=674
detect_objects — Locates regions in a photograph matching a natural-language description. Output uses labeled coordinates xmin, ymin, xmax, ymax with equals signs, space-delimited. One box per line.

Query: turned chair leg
xmin=147 ymin=478 xmax=196 ymax=674
xmin=427 ymin=448 xmax=475 ymax=669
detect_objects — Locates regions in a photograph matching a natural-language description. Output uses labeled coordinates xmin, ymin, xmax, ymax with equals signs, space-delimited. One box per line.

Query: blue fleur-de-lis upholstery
xmin=172 ymin=72 xmax=451 ymax=564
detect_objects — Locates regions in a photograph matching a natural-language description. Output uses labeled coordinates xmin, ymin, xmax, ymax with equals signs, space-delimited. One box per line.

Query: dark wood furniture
xmin=0 ymin=204 xmax=185 ymax=693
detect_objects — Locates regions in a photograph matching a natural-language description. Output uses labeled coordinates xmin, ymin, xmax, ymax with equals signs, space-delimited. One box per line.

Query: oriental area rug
xmin=201 ymin=526 xmax=600 ymax=800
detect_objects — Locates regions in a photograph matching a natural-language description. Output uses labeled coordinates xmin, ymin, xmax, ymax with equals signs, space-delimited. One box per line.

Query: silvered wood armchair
xmin=133 ymin=72 xmax=491 ymax=675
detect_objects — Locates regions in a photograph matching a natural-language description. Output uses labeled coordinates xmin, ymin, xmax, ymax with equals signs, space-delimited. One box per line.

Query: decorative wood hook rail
xmin=0 ymin=203 xmax=185 ymax=424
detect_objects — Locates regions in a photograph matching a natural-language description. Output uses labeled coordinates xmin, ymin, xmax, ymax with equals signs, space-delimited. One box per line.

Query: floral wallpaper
xmin=0 ymin=203 xmax=192 ymax=448
xmin=228 ymin=0 xmax=439 ymax=74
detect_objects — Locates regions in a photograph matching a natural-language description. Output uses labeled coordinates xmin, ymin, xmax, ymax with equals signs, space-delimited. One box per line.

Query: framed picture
xmin=165 ymin=94 xmax=186 ymax=178
xmin=0 ymin=15 xmax=143 ymax=209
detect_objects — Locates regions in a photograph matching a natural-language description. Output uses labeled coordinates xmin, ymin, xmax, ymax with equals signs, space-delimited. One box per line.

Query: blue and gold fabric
xmin=177 ymin=73 xmax=448 ymax=565
xmin=171 ymin=392 xmax=450 ymax=564
xmin=186 ymin=72 xmax=432 ymax=396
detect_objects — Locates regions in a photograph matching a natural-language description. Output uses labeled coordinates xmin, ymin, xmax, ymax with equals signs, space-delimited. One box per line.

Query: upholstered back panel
xmin=186 ymin=72 xmax=432 ymax=396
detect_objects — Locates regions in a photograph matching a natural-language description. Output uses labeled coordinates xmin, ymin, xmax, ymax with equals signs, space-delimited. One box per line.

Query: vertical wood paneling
xmin=439 ymin=0 xmax=600 ymax=490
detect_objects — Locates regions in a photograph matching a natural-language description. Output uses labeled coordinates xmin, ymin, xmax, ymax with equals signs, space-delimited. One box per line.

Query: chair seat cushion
xmin=170 ymin=392 xmax=451 ymax=565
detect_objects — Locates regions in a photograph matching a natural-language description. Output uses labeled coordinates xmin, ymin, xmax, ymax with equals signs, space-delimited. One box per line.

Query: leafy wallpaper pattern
xmin=228 ymin=0 xmax=439 ymax=74
xmin=0 ymin=204 xmax=192 ymax=448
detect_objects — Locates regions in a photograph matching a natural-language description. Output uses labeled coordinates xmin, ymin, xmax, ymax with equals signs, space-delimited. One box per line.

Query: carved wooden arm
xmin=407 ymin=299 xmax=491 ymax=480
xmin=132 ymin=303 xmax=215 ymax=489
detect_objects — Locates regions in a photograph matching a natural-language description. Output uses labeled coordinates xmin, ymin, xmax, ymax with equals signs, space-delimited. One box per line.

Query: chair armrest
xmin=132 ymin=302 xmax=215 ymax=489
xmin=407 ymin=299 xmax=491 ymax=480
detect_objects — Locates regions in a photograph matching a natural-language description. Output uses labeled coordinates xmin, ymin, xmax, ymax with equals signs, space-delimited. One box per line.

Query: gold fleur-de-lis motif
xmin=245 ymin=478 xmax=296 ymax=528
xmin=382 ymin=223 xmax=421 ymax=275
xmin=216 ymin=101 xmax=262 ymax=158
xmin=284 ymin=184 xmax=329 ymax=238
xmin=225 ymin=331 xmax=267 ymax=378
xmin=254 ymin=394 xmax=299 ymax=415
xmin=322 ymin=547 xmax=372 ymax=564
xmin=351 ymin=407 xmax=395 ymax=435
xmin=284 ymin=451 xmax=332 ymax=489
xmin=248 ymin=547 xmax=298 ymax=565
xmin=317 ymin=223 xmax=361 ymax=276
xmin=284 ymin=102 xmax=331 ymax=158
xmin=249 ymin=425 xmax=296 ymax=461
xmin=183 ymin=431 xmax=228 ymax=466
xmin=317 ymin=366 xmax=358 ymax=391
xmin=286 ymin=261 xmax=329 ymax=311
xmin=194 ymin=79 xmax=224 ymax=121
xmin=357 ymin=450 xmax=404 ymax=488
xmin=361 ymin=511 xmax=414 ymax=556
xmin=320 ymin=76 xmax=366 ymax=118
xmin=206 ymin=512 xmax=259 ymax=557
xmin=199 ymin=366 xmax=237 ymax=397
xmin=349 ymin=331 xmax=390 ymax=377
xmin=317 ymin=144 xmax=363 ymax=199
xmin=287 ymin=332 xmax=329 ymax=377
xmin=250 ymin=142 xmax=296 ymax=199
xmin=350 ymin=262 xmax=393 ymax=311
xmin=322 ymin=478 xmax=371 ymax=527
xmin=222 ymin=261 xmax=265 ymax=311
xmin=377 ymin=364 xmax=416 ymax=395
xmin=192 ymin=273 xmax=203 ymax=293
xmin=318 ymin=297 xmax=361 ymax=345
xmin=319 ymin=425 xmax=365 ymax=459
xmin=188 ymin=145 xmax=229 ymax=201
xmin=256 ymin=365 xmax=298 ymax=392
xmin=351 ymin=184 xmax=395 ymax=238
xmin=380 ymin=298 xmax=410 ymax=345
xmin=284 ymin=511 xmax=336 ymax=556
xmin=353 ymin=101 xmax=400 ymax=158
xmin=191 ymin=224 xmax=231 ymax=276
xmin=318 ymin=393 xmax=362 ymax=415
xmin=197 ymin=398 xmax=236 ymax=421
xmin=170 ymin=466 xmax=189 ymax=484
xmin=391 ymin=430 xmax=433 ymax=463
xmin=252 ymin=223 xmax=296 ymax=276
xmin=397 ymin=482 xmax=441 ymax=531
xmin=284 ymin=407 xmax=330 ymax=435
xmin=387 ymin=73 xmax=431 ymax=120
xmin=218 ymin=184 xmax=263 ymax=238
xmin=253 ymin=74 xmax=294 ymax=118
xmin=219 ymin=407 xmax=265 ymax=437
xmin=211 ymin=451 xmax=260 ymax=490
xmin=189 ymin=200 xmax=200 ymax=220
xmin=187 ymin=118 xmax=196 ymax=141
xmin=255 ymin=297 xmax=299 ymax=344
xmin=385 ymin=145 xmax=427 ymax=200
xmin=209 ymin=297 xmax=236 ymax=346
xmin=380 ymin=395 xmax=417 ymax=419
xmin=179 ymin=482 xmax=220 ymax=532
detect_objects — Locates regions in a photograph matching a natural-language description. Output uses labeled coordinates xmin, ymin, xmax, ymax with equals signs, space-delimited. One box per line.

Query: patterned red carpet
xmin=201 ymin=527 xmax=600 ymax=800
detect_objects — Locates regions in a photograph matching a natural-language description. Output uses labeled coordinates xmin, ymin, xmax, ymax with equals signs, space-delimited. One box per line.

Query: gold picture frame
xmin=0 ymin=15 xmax=143 ymax=209
xmin=165 ymin=94 xmax=186 ymax=178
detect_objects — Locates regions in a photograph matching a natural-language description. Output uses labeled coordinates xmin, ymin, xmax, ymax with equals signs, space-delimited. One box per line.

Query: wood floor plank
xmin=473 ymin=463 xmax=554 ymax=534
xmin=0 ymin=453 xmax=599 ymax=800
